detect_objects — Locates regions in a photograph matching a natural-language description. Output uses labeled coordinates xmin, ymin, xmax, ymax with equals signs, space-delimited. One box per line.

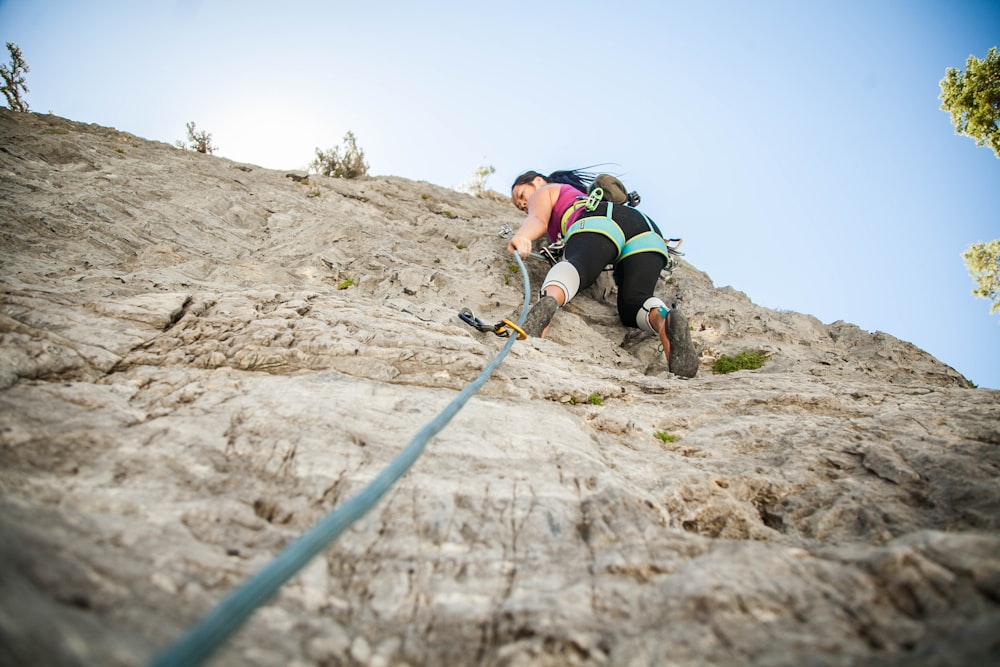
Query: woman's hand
xmin=506 ymin=182 xmax=557 ymax=259
xmin=507 ymin=235 xmax=532 ymax=258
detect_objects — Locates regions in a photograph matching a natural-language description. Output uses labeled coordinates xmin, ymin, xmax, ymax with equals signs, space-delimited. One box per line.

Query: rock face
xmin=1 ymin=108 xmax=998 ymax=666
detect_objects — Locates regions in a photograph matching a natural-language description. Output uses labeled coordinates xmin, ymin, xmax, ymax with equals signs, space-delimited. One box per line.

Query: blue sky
xmin=3 ymin=0 xmax=998 ymax=388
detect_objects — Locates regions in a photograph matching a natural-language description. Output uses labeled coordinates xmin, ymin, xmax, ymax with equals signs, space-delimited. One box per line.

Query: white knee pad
xmin=542 ymin=260 xmax=581 ymax=303
xmin=637 ymin=297 xmax=667 ymax=334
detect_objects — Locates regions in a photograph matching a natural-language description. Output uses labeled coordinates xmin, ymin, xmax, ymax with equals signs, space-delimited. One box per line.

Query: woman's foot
xmin=657 ymin=308 xmax=699 ymax=378
xmin=522 ymin=295 xmax=558 ymax=337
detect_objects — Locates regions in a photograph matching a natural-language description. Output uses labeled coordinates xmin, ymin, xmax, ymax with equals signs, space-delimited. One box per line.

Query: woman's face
xmin=511 ymin=176 xmax=546 ymax=212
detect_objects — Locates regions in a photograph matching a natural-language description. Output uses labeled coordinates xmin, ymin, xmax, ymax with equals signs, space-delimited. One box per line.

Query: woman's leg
xmin=614 ymin=251 xmax=666 ymax=329
xmin=615 ymin=251 xmax=699 ymax=377
xmin=523 ymin=232 xmax=618 ymax=337
xmin=554 ymin=232 xmax=619 ymax=303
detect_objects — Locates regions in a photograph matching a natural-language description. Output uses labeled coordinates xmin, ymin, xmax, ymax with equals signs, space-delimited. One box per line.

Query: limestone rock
xmin=1 ymin=108 xmax=998 ymax=666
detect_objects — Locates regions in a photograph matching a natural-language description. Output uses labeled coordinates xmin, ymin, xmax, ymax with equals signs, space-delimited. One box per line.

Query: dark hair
xmin=511 ymin=168 xmax=600 ymax=194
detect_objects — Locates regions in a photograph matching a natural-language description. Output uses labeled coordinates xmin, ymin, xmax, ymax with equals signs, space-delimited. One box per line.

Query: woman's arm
xmin=507 ymin=184 xmax=559 ymax=258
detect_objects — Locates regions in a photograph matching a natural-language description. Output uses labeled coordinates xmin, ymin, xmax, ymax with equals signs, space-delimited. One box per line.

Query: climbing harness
xmin=150 ymin=254 xmax=533 ymax=667
xmin=498 ymin=188 xmax=685 ymax=275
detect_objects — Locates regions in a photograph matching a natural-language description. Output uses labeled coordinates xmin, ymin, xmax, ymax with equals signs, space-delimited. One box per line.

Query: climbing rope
xmin=150 ymin=253 xmax=532 ymax=667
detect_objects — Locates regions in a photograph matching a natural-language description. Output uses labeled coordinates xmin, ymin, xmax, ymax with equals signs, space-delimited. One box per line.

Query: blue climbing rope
xmin=150 ymin=253 xmax=531 ymax=667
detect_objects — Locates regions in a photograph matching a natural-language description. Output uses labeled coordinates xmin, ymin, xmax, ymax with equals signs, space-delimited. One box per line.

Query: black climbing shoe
xmin=663 ymin=308 xmax=699 ymax=378
xmin=522 ymin=295 xmax=558 ymax=337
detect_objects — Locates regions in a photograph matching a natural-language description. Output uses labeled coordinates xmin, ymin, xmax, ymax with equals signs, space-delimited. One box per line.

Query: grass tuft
xmin=712 ymin=349 xmax=766 ymax=374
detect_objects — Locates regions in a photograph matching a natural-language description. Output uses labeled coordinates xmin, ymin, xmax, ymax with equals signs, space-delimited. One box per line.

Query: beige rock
xmin=0 ymin=108 xmax=997 ymax=666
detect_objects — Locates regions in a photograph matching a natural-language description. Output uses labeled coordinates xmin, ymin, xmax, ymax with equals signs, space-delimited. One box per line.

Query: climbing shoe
xmin=522 ymin=295 xmax=558 ymax=337
xmin=661 ymin=308 xmax=699 ymax=378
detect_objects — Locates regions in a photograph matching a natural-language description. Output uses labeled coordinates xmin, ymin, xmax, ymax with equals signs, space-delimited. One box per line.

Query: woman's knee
xmin=542 ymin=261 xmax=581 ymax=304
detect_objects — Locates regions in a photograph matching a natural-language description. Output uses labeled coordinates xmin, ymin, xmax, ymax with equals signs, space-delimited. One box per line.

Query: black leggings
xmin=562 ymin=203 xmax=667 ymax=329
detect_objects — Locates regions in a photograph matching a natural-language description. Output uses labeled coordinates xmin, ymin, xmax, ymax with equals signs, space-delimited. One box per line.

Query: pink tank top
xmin=548 ymin=184 xmax=586 ymax=242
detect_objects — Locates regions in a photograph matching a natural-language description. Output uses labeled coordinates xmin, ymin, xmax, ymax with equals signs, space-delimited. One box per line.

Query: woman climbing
xmin=507 ymin=168 xmax=699 ymax=378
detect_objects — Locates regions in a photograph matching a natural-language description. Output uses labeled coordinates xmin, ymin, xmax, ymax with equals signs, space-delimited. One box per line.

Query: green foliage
xmin=712 ymin=349 xmax=766 ymax=374
xmin=311 ymin=131 xmax=369 ymax=179
xmin=568 ymin=392 xmax=604 ymax=406
xmin=939 ymin=46 xmax=1000 ymax=159
xmin=176 ymin=121 xmax=216 ymax=154
xmin=963 ymin=239 xmax=1000 ymax=321
xmin=654 ymin=431 xmax=676 ymax=443
xmin=336 ymin=278 xmax=355 ymax=290
xmin=458 ymin=161 xmax=496 ymax=197
xmin=1 ymin=42 xmax=30 ymax=112
xmin=456 ymin=243 xmax=467 ymax=250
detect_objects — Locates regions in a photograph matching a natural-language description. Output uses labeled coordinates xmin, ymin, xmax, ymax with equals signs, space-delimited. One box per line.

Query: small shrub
xmin=712 ymin=349 xmax=766 ymax=374
xmin=456 ymin=243 xmax=467 ymax=250
xmin=337 ymin=278 xmax=355 ymax=290
xmin=457 ymin=162 xmax=496 ymax=197
xmin=655 ymin=431 xmax=676 ymax=443
xmin=176 ymin=121 xmax=216 ymax=154
xmin=587 ymin=393 xmax=603 ymax=406
xmin=311 ymin=130 xmax=369 ymax=179
xmin=1 ymin=42 xmax=30 ymax=112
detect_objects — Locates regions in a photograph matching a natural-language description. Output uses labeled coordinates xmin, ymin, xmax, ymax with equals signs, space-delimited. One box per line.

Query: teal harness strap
xmin=564 ymin=204 xmax=626 ymax=255
xmin=564 ymin=203 xmax=669 ymax=264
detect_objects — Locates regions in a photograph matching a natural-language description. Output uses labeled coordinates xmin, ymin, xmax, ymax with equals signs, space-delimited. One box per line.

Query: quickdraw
xmin=458 ymin=307 xmax=526 ymax=340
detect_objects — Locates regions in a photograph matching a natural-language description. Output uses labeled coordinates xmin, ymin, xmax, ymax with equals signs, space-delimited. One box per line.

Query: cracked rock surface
xmin=1 ymin=108 xmax=998 ymax=666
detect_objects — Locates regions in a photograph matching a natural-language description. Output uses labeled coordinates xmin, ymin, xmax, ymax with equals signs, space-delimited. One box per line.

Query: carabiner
xmin=584 ymin=187 xmax=603 ymax=212
xmin=458 ymin=307 xmax=494 ymax=333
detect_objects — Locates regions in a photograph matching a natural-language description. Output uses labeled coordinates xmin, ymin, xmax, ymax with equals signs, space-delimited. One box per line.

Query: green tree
xmin=942 ymin=48 xmax=1000 ymax=321
xmin=311 ymin=131 xmax=368 ymax=179
xmin=1 ymin=42 xmax=30 ymax=112
xmin=963 ymin=240 xmax=1000 ymax=321
xmin=176 ymin=121 xmax=216 ymax=154
xmin=939 ymin=46 xmax=1000 ymax=158
xmin=458 ymin=162 xmax=496 ymax=197
xmin=457 ymin=160 xmax=507 ymax=202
